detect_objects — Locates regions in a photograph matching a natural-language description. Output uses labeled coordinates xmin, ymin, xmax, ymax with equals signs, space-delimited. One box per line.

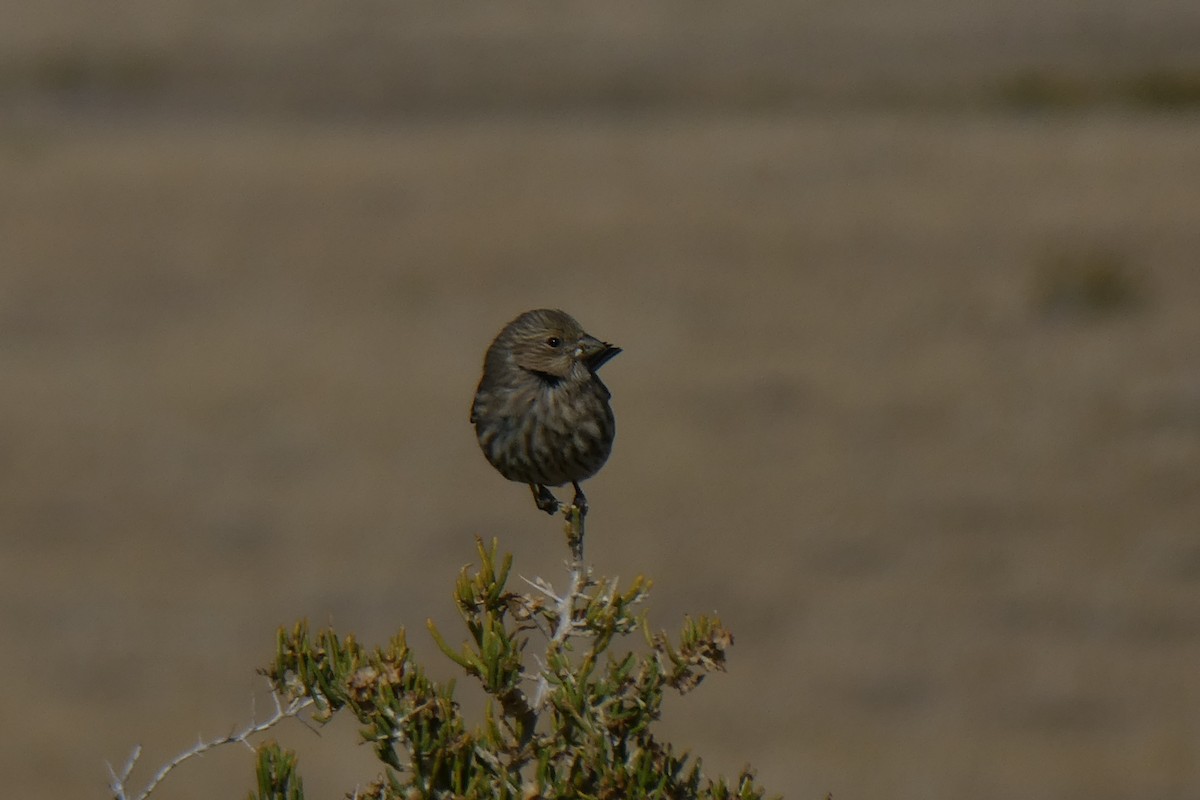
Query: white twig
xmin=532 ymin=505 xmax=590 ymax=710
xmin=107 ymin=744 xmax=140 ymax=800
xmin=107 ymin=691 xmax=314 ymax=800
xmin=518 ymin=574 xmax=563 ymax=603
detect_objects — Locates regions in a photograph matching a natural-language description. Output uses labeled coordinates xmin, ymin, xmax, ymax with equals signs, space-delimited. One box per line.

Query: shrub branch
xmin=110 ymin=501 xmax=775 ymax=800
xmin=107 ymin=692 xmax=313 ymax=800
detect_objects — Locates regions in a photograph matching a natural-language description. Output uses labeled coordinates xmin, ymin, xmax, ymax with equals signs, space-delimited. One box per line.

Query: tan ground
xmin=2 ymin=4 xmax=1200 ymax=799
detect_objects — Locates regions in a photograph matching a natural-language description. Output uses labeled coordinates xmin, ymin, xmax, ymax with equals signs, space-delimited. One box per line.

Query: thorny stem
xmin=564 ymin=502 xmax=584 ymax=564
xmin=107 ymin=691 xmax=313 ymax=800
xmin=531 ymin=503 xmax=587 ymax=711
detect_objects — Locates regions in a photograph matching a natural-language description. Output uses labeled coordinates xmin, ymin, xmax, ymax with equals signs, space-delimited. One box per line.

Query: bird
xmin=470 ymin=309 xmax=620 ymax=516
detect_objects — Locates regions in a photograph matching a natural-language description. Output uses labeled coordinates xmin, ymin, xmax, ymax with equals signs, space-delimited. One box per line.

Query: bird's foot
xmin=570 ymin=482 xmax=589 ymax=517
xmin=530 ymin=484 xmax=561 ymax=515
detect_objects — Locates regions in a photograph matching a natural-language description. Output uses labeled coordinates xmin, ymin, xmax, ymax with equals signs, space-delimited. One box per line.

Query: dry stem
xmin=107 ymin=690 xmax=312 ymax=800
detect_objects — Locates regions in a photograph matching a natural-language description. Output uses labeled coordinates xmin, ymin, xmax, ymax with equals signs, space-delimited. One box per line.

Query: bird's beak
xmin=577 ymin=336 xmax=621 ymax=371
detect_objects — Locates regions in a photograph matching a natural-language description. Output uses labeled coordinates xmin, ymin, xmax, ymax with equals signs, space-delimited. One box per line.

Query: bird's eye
xmin=546 ymin=337 xmax=562 ymax=348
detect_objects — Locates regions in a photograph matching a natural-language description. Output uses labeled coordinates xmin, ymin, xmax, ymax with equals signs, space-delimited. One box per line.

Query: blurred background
xmin=3 ymin=2 xmax=1199 ymax=798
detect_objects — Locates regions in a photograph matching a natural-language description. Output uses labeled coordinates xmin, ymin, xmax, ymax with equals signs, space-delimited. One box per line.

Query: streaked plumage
xmin=470 ymin=309 xmax=620 ymax=515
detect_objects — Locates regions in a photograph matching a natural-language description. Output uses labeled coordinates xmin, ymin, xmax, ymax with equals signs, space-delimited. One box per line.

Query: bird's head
xmin=500 ymin=308 xmax=621 ymax=381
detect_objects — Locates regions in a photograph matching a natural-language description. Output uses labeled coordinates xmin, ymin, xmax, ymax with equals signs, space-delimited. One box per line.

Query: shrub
xmin=111 ymin=508 xmax=776 ymax=800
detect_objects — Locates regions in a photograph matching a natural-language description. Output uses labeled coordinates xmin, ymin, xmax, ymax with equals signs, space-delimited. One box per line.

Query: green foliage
xmin=249 ymin=742 xmax=304 ymax=800
xmin=260 ymin=537 xmax=773 ymax=800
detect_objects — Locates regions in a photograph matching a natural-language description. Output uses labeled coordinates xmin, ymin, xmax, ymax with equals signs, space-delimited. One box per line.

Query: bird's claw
xmin=571 ymin=482 xmax=589 ymax=517
xmin=528 ymin=483 xmax=590 ymax=517
xmin=531 ymin=484 xmax=561 ymax=515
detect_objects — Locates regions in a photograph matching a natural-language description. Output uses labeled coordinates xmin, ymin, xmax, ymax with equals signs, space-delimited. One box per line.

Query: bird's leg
xmin=571 ymin=481 xmax=588 ymax=516
xmin=530 ymin=484 xmax=561 ymax=515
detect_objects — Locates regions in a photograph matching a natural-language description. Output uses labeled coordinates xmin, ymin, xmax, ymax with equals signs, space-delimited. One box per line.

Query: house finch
xmin=470 ymin=309 xmax=620 ymax=515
